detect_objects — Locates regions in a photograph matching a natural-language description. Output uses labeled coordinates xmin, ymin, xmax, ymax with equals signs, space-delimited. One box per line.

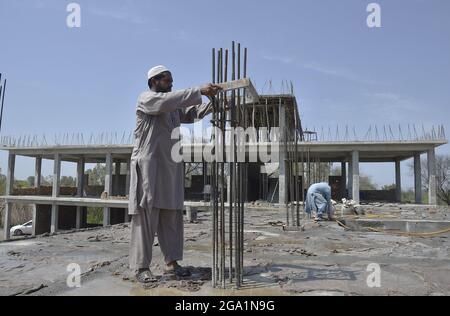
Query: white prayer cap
xmin=147 ymin=65 xmax=170 ymax=80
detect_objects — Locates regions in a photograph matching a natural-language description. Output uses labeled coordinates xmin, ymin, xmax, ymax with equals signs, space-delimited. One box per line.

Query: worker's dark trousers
xmin=129 ymin=207 xmax=184 ymax=272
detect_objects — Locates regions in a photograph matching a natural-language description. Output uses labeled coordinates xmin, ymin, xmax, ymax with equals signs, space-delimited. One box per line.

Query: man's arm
xmin=137 ymin=84 xmax=222 ymax=116
xmin=179 ymin=102 xmax=213 ymax=124
xmin=137 ymin=88 xmax=202 ymax=115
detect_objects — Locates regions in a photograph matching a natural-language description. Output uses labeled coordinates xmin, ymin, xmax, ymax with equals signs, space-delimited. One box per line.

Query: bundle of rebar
xmin=283 ymin=96 xmax=304 ymax=228
xmin=210 ymin=42 xmax=247 ymax=289
xmin=0 ymin=73 xmax=7 ymax=134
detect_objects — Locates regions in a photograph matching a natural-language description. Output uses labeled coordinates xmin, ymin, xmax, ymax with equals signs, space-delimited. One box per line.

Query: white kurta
xmin=128 ymin=87 xmax=211 ymax=215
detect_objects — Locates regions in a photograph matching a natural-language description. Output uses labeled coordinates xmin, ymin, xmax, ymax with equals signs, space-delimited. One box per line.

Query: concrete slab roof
xmin=0 ymin=140 xmax=447 ymax=163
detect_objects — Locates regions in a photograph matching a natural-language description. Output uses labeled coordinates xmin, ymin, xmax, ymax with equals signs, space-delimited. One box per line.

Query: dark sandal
xmin=164 ymin=264 xmax=191 ymax=277
xmin=136 ymin=270 xmax=157 ymax=284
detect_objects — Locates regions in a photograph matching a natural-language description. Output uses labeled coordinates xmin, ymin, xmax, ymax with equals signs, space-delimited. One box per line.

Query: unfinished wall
xmin=329 ymin=176 xmax=345 ymax=201
xmin=58 ymin=206 xmax=77 ymax=230
xmin=112 ymin=175 xmax=128 ymax=196
xmin=110 ymin=208 xmax=127 ymax=225
xmin=185 ymin=175 xmax=205 ymax=201
xmin=360 ymin=190 xmax=396 ymax=202
xmin=35 ymin=205 xmax=52 ymax=235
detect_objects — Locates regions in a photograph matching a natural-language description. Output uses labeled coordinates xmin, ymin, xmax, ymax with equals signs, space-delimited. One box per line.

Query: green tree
xmin=360 ymin=174 xmax=377 ymax=190
xmin=42 ymin=175 xmax=53 ymax=186
xmin=27 ymin=176 xmax=35 ymax=187
xmin=409 ymin=154 xmax=450 ymax=205
xmin=86 ymin=164 xmax=106 ymax=186
xmin=0 ymin=168 xmax=6 ymax=195
xmin=381 ymin=184 xmax=396 ymax=191
xmin=14 ymin=179 xmax=30 ymax=189
xmin=61 ymin=176 xmax=76 ymax=187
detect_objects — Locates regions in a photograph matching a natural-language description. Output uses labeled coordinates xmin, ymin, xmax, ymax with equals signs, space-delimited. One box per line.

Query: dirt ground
xmin=1 ymin=205 xmax=449 ymax=296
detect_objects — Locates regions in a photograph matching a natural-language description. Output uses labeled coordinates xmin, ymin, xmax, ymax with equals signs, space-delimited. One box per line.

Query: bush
xmin=87 ymin=207 xmax=103 ymax=225
xmin=0 ymin=202 xmax=33 ymax=228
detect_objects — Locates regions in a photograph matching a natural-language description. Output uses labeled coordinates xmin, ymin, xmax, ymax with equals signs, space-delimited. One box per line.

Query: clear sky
xmin=0 ymin=0 xmax=449 ymax=189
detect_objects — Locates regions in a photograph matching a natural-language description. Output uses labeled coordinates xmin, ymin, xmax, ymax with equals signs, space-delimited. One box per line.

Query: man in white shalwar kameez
xmin=129 ymin=65 xmax=221 ymax=283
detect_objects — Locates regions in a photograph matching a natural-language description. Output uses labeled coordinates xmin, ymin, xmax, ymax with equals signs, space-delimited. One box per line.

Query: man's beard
xmin=155 ymin=83 xmax=171 ymax=93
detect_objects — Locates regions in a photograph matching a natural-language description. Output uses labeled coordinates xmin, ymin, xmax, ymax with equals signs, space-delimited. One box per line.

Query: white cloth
xmin=128 ymin=88 xmax=212 ymax=215
xmin=129 ymin=207 xmax=184 ymax=271
xmin=148 ymin=65 xmax=170 ymax=80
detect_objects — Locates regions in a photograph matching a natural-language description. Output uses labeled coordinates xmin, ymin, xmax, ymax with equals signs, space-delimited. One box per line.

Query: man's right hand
xmin=201 ymin=84 xmax=222 ymax=97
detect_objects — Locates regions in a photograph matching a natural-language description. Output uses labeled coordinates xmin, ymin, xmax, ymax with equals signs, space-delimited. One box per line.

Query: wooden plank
xmin=216 ymin=78 xmax=259 ymax=103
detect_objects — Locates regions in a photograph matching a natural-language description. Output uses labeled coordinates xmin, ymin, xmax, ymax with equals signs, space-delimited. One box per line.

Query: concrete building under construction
xmin=1 ymin=91 xmax=447 ymax=241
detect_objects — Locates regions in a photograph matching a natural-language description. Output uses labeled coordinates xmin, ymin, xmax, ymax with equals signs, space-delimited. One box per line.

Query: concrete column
xmin=114 ymin=161 xmax=121 ymax=196
xmin=103 ymin=153 xmax=113 ymax=226
xmin=4 ymin=154 xmax=15 ymax=241
xmin=341 ymin=162 xmax=347 ymax=199
xmin=76 ymin=157 xmax=85 ymax=230
xmin=123 ymin=210 xmax=130 ymax=223
xmin=414 ymin=154 xmax=422 ymax=204
xmin=395 ymin=159 xmax=402 ymax=203
xmin=278 ymin=104 xmax=287 ymax=205
xmin=125 ymin=159 xmax=131 ymax=196
xmin=348 ymin=159 xmax=353 ymax=199
xmin=52 ymin=153 xmax=61 ymax=197
xmin=51 ymin=204 xmax=59 ymax=233
xmin=3 ymin=203 xmax=12 ymax=241
xmin=352 ymin=151 xmax=360 ymax=204
xmin=226 ymin=175 xmax=231 ymax=207
xmin=6 ymin=153 xmax=15 ymax=195
xmin=35 ymin=157 xmax=42 ymax=188
xmin=32 ymin=204 xmax=37 ymax=236
xmin=76 ymin=157 xmax=85 ymax=197
xmin=427 ymin=149 xmax=437 ymax=205
xmin=203 ymin=162 xmax=208 ymax=201
xmin=75 ymin=207 xmax=83 ymax=230
xmin=105 ymin=153 xmax=113 ymax=194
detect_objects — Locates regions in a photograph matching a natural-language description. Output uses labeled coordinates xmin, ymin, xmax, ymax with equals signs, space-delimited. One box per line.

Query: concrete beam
xmin=395 ymin=159 xmax=402 ymax=203
xmin=352 ymin=151 xmax=360 ymax=204
xmin=414 ymin=154 xmax=422 ymax=204
xmin=53 ymin=153 xmax=61 ymax=197
xmin=35 ymin=156 xmax=42 ymax=188
xmin=428 ymin=149 xmax=437 ymax=205
xmin=1 ymin=196 xmax=129 ymax=208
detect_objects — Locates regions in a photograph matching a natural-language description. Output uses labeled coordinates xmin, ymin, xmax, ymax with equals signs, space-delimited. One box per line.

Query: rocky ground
xmin=0 ymin=205 xmax=449 ymax=296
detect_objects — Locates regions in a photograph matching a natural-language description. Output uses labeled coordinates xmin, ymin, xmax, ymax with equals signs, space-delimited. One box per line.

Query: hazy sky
xmin=0 ymin=0 xmax=449 ymax=189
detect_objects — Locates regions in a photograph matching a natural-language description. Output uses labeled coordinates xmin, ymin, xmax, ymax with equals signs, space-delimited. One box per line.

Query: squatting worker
xmin=129 ymin=65 xmax=222 ymax=283
xmin=304 ymin=182 xmax=334 ymax=221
